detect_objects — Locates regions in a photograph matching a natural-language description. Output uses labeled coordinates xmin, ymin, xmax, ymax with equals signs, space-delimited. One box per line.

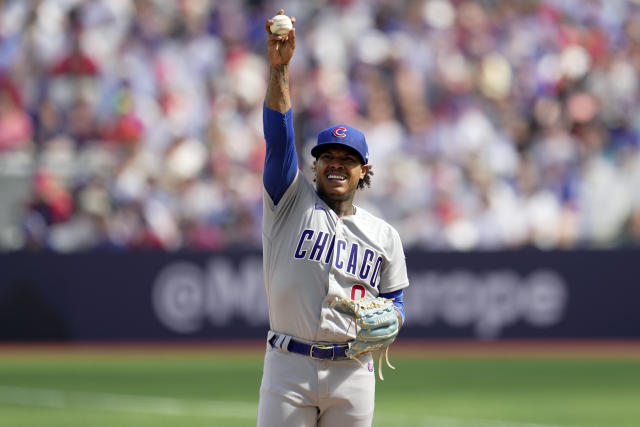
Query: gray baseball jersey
xmin=262 ymin=170 xmax=410 ymax=344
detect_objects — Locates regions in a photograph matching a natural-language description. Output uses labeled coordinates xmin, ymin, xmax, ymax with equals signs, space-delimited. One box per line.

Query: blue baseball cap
xmin=311 ymin=125 xmax=369 ymax=164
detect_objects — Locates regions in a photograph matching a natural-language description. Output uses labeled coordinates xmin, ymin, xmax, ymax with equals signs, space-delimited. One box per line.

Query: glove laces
xmin=342 ymin=298 xmax=397 ymax=381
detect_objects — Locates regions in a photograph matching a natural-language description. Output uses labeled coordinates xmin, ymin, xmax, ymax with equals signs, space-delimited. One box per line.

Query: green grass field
xmin=1 ymin=342 xmax=639 ymax=427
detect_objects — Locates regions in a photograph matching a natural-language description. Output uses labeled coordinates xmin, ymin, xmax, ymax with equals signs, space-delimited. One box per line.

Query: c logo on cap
xmin=333 ymin=126 xmax=347 ymax=138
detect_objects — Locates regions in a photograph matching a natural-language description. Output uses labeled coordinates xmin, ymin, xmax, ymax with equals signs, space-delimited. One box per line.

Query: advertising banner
xmin=1 ymin=250 xmax=639 ymax=341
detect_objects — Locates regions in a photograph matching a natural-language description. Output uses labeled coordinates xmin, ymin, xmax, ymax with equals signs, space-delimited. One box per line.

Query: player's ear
xmin=359 ymin=164 xmax=370 ymax=179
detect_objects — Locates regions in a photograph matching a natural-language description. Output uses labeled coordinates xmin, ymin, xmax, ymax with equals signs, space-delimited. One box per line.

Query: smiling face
xmin=314 ymin=144 xmax=370 ymax=204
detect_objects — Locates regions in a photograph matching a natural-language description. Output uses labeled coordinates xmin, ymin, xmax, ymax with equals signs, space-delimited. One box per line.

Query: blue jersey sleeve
xmin=379 ymin=289 xmax=405 ymax=325
xmin=263 ymin=105 xmax=298 ymax=205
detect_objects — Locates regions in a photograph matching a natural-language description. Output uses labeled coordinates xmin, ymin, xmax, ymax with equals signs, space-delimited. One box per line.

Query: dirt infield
xmin=1 ymin=339 xmax=640 ymax=360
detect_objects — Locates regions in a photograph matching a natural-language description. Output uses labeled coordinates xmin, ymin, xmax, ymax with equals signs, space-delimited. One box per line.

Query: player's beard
xmin=315 ymin=173 xmax=358 ymax=208
xmin=316 ymin=184 xmax=355 ymax=203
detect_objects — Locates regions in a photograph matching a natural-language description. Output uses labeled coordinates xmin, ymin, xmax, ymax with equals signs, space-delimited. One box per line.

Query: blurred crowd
xmin=0 ymin=0 xmax=639 ymax=252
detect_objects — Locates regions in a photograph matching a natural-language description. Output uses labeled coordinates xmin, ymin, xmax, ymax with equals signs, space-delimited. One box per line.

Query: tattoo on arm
xmin=265 ymin=65 xmax=291 ymax=112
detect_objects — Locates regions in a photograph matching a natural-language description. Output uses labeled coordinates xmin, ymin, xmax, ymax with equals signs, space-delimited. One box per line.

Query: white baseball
xmin=270 ymin=14 xmax=292 ymax=36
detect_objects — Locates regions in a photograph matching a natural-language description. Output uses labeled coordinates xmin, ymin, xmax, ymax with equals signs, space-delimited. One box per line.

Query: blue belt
xmin=269 ymin=334 xmax=351 ymax=360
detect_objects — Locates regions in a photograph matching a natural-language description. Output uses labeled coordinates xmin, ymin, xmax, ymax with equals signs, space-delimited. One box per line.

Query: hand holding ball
xmin=270 ymin=14 xmax=293 ymax=36
xmin=266 ymin=11 xmax=295 ymax=66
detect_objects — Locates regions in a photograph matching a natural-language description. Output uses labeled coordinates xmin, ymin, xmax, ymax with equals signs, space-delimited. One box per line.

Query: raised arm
xmin=265 ymin=10 xmax=296 ymax=112
xmin=263 ymin=10 xmax=298 ymax=205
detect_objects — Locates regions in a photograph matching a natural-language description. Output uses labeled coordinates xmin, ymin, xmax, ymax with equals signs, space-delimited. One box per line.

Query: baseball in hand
xmin=270 ymin=14 xmax=293 ymax=36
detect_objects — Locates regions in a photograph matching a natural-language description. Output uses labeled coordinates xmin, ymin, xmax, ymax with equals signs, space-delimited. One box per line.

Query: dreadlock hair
xmin=358 ymin=165 xmax=373 ymax=190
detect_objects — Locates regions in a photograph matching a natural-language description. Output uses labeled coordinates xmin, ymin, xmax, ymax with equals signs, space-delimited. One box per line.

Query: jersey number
xmin=350 ymin=284 xmax=366 ymax=300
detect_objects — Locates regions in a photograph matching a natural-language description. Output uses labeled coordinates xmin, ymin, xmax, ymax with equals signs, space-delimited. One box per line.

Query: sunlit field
xmin=1 ymin=341 xmax=639 ymax=427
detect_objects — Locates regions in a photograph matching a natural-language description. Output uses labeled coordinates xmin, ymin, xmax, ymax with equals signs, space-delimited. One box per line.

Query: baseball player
xmin=257 ymin=10 xmax=410 ymax=427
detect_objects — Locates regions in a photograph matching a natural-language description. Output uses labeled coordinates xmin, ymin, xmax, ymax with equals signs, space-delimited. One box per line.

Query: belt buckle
xmin=309 ymin=344 xmax=334 ymax=360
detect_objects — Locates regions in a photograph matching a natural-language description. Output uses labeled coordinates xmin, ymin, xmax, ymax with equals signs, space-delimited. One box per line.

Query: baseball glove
xmin=331 ymin=296 xmax=400 ymax=380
